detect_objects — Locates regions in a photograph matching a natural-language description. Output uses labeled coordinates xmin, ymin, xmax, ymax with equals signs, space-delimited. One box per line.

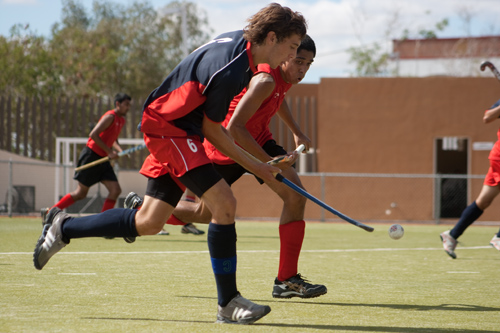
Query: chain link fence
xmin=1 ymin=158 xmax=491 ymax=223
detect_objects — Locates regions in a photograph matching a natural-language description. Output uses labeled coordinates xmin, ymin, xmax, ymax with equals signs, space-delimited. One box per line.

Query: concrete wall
xmin=2 ymin=77 xmax=499 ymax=222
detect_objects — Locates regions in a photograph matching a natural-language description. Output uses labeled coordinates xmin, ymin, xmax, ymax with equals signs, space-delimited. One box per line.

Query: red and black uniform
xmin=485 ymin=99 xmax=500 ymax=186
xmin=138 ymin=30 xmax=257 ymax=203
xmin=74 ymin=110 xmax=125 ymax=187
xmin=203 ymin=63 xmax=292 ymax=184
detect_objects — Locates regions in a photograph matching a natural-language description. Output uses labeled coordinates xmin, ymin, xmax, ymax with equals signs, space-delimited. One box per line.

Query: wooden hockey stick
xmin=74 ymin=144 xmax=146 ymax=172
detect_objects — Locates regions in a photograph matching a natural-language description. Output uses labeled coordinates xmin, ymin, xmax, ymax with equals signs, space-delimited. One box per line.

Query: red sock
xmin=166 ymin=214 xmax=187 ymax=226
xmin=53 ymin=194 xmax=75 ymax=210
xmin=101 ymin=199 xmax=116 ymax=212
xmin=278 ymin=220 xmax=305 ymax=282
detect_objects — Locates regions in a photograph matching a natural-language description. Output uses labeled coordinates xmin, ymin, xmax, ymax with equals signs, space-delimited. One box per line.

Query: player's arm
xmin=227 ymin=72 xmax=277 ymax=162
xmin=483 ymin=104 xmax=500 ymax=123
xmin=202 ymin=117 xmax=281 ymax=185
xmin=276 ymin=99 xmax=312 ymax=152
xmin=89 ymin=114 xmax=119 ymax=159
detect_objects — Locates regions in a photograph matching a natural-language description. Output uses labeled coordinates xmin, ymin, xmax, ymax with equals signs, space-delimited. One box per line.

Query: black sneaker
xmin=33 ymin=207 xmax=70 ymax=270
xmin=40 ymin=207 xmax=49 ymax=225
xmin=272 ymin=274 xmax=327 ymax=299
xmin=216 ymin=293 xmax=271 ymax=324
xmin=122 ymin=192 xmax=143 ymax=243
xmin=181 ymin=223 xmax=205 ymax=235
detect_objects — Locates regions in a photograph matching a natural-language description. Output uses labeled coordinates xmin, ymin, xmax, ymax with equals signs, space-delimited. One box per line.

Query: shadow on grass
xmin=81 ymin=317 xmax=498 ymax=332
xmin=178 ymin=295 xmax=500 ymax=313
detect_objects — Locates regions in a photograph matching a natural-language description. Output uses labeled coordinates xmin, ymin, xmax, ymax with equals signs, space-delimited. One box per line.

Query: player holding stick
xmin=126 ymin=35 xmax=327 ymax=299
xmin=34 ymin=3 xmax=307 ymax=324
xmin=440 ymin=98 xmax=500 ymax=258
xmin=41 ymin=93 xmax=131 ymax=216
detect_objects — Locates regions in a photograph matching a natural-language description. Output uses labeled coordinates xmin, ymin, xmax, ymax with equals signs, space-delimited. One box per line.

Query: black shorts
xmin=215 ymin=139 xmax=289 ymax=185
xmin=74 ymin=147 xmax=118 ymax=187
xmin=145 ymin=164 xmax=222 ymax=207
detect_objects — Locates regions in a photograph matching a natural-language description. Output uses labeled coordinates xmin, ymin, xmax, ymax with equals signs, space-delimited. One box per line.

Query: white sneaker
xmin=33 ymin=207 xmax=70 ymax=270
xmin=440 ymin=230 xmax=457 ymax=259
xmin=489 ymin=235 xmax=500 ymax=251
xmin=157 ymin=228 xmax=170 ymax=235
xmin=216 ymin=293 xmax=271 ymax=324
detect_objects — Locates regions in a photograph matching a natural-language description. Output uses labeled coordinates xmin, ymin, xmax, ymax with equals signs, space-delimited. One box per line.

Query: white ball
xmin=388 ymin=224 xmax=404 ymax=240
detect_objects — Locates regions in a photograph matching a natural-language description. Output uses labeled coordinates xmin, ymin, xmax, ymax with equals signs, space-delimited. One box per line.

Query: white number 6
xmin=187 ymin=138 xmax=198 ymax=152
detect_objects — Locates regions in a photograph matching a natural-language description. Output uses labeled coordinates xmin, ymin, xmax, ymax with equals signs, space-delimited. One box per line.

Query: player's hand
xmin=268 ymin=152 xmax=298 ymax=169
xmin=294 ymin=134 xmax=311 ymax=152
xmin=108 ymin=151 xmax=119 ymax=160
xmin=253 ymin=162 xmax=281 ymax=184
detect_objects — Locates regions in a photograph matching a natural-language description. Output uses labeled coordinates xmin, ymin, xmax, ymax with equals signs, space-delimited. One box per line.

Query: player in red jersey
xmin=441 ymin=98 xmax=500 ymax=258
xmin=142 ymin=35 xmax=326 ymax=299
xmin=34 ymin=3 xmax=307 ymax=325
xmin=42 ymin=93 xmax=131 ymax=215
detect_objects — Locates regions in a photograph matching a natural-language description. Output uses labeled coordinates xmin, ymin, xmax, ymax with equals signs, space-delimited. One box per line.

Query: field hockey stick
xmin=480 ymin=61 xmax=500 ymax=81
xmin=74 ymin=143 xmax=146 ymax=172
xmin=239 ymin=145 xmax=374 ymax=232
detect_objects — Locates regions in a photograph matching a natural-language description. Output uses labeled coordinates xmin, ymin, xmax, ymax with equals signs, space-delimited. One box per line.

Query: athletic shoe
xmin=490 ymin=235 xmax=500 ymax=251
xmin=33 ymin=207 xmax=70 ymax=270
xmin=123 ymin=192 xmax=143 ymax=243
xmin=157 ymin=228 xmax=170 ymax=235
xmin=124 ymin=192 xmax=143 ymax=209
xmin=440 ymin=230 xmax=457 ymax=259
xmin=272 ymin=273 xmax=327 ymax=299
xmin=181 ymin=223 xmax=205 ymax=235
xmin=40 ymin=207 xmax=49 ymax=225
xmin=216 ymin=293 xmax=271 ymax=324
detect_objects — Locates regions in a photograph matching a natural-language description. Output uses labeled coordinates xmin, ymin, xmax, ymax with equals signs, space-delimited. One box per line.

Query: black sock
xmin=450 ymin=201 xmax=483 ymax=239
xmin=207 ymin=223 xmax=238 ymax=307
xmin=62 ymin=208 xmax=138 ymax=239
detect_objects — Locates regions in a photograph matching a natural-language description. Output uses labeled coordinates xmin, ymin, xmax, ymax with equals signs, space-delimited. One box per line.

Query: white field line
xmin=0 ymin=246 xmax=491 ymax=256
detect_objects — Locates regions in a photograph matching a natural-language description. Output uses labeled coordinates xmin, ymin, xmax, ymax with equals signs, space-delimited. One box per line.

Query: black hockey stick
xmin=480 ymin=61 xmax=500 ymax=81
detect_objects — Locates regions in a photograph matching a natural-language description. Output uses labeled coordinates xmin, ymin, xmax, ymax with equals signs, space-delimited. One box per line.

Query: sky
xmin=1 ymin=0 xmax=499 ymax=83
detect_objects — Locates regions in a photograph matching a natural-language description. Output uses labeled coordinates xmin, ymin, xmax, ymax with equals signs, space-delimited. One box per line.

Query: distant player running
xmin=126 ymin=35 xmax=326 ymax=299
xmin=42 ymin=93 xmax=131 ymax=216
xmin=33 ymin=3 xmax=307 ymax=325
xmin=441 ymin=98 xmax=500 ymax=258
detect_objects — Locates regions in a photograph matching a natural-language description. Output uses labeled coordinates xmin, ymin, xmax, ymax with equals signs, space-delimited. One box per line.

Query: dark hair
xmin=243 ymin=3 xmax=307 ymax=45
xmin=298 ymin=34 xmax=316 ymax=57
xmin=114 ymin=93 xmax=131 ymax=104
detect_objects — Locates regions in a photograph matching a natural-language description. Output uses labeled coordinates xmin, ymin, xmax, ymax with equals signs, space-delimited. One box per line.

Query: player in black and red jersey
xmin=127 ymin=36 xmax=326 ymax=299
xmin=198 ymin=36 xmax=325 ymax=300
xmin=34 ymin=3 xmax=307 ymax=325
xmin=42 ymin=93 xmax=131 ymax=216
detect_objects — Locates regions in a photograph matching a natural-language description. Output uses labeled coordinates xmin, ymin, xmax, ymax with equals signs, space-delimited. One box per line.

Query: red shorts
xmin=140 ymin=135 xmax=212 ymax=179
xmin=484 ymin=159 xmax=500 ymax=186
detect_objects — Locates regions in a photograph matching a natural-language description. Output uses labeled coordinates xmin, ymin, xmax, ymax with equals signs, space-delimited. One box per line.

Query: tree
xmin=0 ymin=24 xmax=61 ymax=98
xmin=347 ymin=10 xmax=449 ymax=77
xmin=0 ymin=0 xmax=213 ymax=99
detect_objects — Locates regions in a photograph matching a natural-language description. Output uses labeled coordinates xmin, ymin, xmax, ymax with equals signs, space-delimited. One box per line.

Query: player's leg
xmin=179 ymin=164 xmax=270 ymax=323
xmin=100 ymin=180 xmax=122 ymax=211
xmin=441 ymin=160 xmax=500 ymax=258
xmin=261 ymin=140 xmax=326 ymax=298
xmin=167 ymin=163 xmax=248 ymax=230
xmin=33 ymin=175 xmax=182 ymax=270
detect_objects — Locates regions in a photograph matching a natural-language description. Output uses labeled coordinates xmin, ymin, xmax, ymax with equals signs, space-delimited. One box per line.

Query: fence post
xmin=434 ymin=174 xmax=441 ymax=224
xmin=320 ymin=172 xmax=325 ymax=222
xmin=8 ymin=158 xmax=13 ymax=218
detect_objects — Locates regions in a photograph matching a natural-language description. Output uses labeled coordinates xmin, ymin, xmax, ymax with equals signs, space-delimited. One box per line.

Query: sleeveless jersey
xmin=205 ymin=63 xmax=292 ymax=164
xmin=488 ymin=99 xmax=500 ymax=161
xmin=139 ymin=30 xmax=256 ymax=141
xmin=87 ymin=110 xmax=125 ymax=157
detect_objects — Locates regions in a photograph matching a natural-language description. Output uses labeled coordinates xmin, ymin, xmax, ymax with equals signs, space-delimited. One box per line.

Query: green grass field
xmin=1 ymin=217 xmax=499 ymax=332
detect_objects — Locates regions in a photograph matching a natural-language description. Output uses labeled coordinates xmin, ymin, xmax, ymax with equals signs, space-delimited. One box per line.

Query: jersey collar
xmin=246 ymin=41 xmax=257 ymax=73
